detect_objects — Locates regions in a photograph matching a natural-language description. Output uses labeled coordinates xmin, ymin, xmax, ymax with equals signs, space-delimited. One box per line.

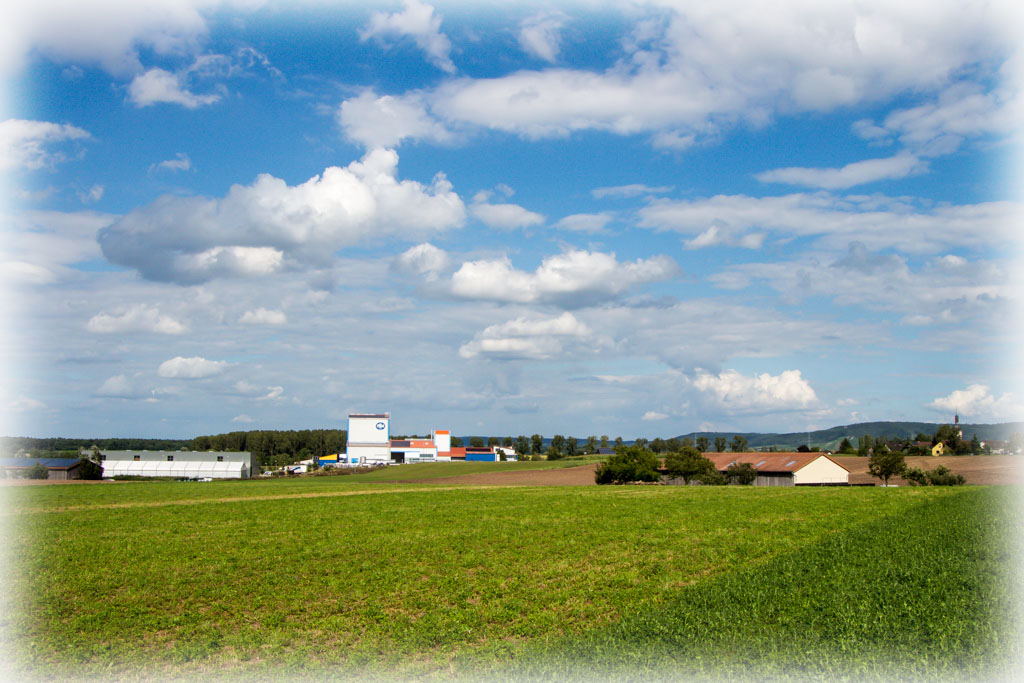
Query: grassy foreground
xmin=2 ymin=481 xmax=1019 ymax=680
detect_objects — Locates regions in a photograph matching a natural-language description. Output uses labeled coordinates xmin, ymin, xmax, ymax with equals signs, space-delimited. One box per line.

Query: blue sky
xmin=1 ymin=0 xmax=1022 ymax=439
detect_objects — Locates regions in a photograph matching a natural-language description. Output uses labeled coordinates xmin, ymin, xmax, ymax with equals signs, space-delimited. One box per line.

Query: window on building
xmin=133 ymin=455 xmax=140 ymax=461
xmin=167 ymin=455 xmax=174 ymax=461
xmin=99 ymin=455 xmax=106 ymax=461
xmin=217 ymin=456 xmax=223 ymax=462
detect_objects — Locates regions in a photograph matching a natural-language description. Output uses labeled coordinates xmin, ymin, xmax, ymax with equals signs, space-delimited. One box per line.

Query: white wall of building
xmin=793 ymin=456 xmax=849 ymax=485
xmin=348 ymin=413 xmax=390 ymax=445
xmin=433 ymin=429 xmax=451 ymax=453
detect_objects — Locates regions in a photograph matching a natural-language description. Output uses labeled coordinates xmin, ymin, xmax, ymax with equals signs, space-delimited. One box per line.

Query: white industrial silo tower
xmin=345 ymin=413 xmax=391 ymax=465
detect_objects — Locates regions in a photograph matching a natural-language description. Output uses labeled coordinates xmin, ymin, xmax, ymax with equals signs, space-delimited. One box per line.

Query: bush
xmin=926 ymin=465 xmax=966 ymax=486
xmin=725 ymin=462 xmax=758 ymax=485
xmin=692 ymin=469 xmax=727 ymax=486
xmin=903 ymin=467 xmax=928 ymax=486
xmin=77 ymin=458 xmax=103 ymax=480
xmin=595 ymin=446 xmax=661 ymax=484
xmin=27 ymin=463 xmax=49 ymax=480
xmin=903 ymin=464 xmax=965 ymax=486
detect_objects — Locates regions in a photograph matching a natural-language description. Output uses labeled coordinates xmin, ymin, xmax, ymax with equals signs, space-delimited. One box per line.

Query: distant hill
xmin=677 ymin=421 xmax=1024 ymax=451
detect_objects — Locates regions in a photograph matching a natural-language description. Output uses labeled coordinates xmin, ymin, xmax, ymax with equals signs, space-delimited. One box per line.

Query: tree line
xmin=190 ymin=430 xmax=348 ymax=467
xmin=0 ymin=437 xmax=191 ymax=458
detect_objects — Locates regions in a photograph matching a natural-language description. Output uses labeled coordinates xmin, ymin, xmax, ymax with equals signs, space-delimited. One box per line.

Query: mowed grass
xmin=3 ymin=483 xmax=1019 ymax=680
xmin=0 ymin=461 xmax=591 ymax=511
xmin=346 ymin=459 xmax=596 ymax=482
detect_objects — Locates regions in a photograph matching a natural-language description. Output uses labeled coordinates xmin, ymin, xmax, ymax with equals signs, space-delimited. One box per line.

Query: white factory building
xmin=342 ymin=414 xmax=505 ymax=466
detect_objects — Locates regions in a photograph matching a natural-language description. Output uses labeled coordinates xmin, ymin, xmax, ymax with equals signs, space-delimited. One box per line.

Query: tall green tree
xmin=469 ymin=436 xmax=485 ymax=448
xmin=868 ymin=450 xmax=906 ymax=486
xmin=730 ymin=435 xmax=748 ymax=452
xmin=566 ymin=436 xmax=578 ymax=457
xmin=516 ymin=435 xmax=530 ymax=456
xmin=714 ymin=436 xmax=727 ymax=452
xmin=837 ymin=437 xmax=855 ymax=454
xmin=695 ymin=436 xmax=710 ymax=452
xmin=663 ymin=446 xmax=718 ymax=484
xmin=531 ymin=434 xmax=544 ymax=455
xmin=600 ymin=435 xmax=610 ymax=448
xmin=594 ymin=446 xmax=661 ymax=484
xmin=548 ymin=434 xmax=566 ymax=460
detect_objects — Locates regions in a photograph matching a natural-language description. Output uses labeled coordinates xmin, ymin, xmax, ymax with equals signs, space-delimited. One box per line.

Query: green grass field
xmin=2 ymin=479 xmax=1019 ymax=681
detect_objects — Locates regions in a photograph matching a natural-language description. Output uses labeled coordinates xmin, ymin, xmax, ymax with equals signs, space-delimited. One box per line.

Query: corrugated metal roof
xmin=0 ymin=457 xmax=82 ymax=469
xmin=703 ymin=452 xmax=849 ymax=474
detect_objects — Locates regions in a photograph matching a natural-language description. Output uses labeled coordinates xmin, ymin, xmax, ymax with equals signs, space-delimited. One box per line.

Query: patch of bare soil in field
xmin=420 ymin=464 xmax=600 ymax=487
xmin=833 ymin=455 xmax=1024 ymax=485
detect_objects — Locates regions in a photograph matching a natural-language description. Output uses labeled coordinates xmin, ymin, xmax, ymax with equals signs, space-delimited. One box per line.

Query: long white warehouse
xmin=96 ymin=450 xmax=257 ymax=479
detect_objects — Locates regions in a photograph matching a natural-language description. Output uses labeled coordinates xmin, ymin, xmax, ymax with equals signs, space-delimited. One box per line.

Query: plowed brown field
xmin=419 ymin=455 xmax=1024 ymax=487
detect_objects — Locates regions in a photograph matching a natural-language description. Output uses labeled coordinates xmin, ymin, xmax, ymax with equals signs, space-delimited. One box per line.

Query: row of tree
xmin=190 ymin=430 xmax=348 ymax=467
xmin=595 ymin=446 xmax=758 ymax=486
xmin=0 ymin=437 xmax=190 ymax=458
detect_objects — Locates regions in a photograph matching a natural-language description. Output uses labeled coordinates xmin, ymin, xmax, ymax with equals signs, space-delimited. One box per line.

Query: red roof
xmin=441 ymin=447 xmax=466 ymax=460
xmin=702 ymin=452 xmax=849 ymax=474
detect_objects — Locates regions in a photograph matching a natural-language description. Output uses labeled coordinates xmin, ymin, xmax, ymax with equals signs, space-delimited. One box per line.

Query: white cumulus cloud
xmin=239 ymin=308 xmax=287 ymax=325
xmin=0 ymin=118 xmax=90 ymax=171
xmin=87 ymin=304 xmax=187 ymax=335
xmin=519 ymin=11 xmax=567 ymax=63
xmin=552 ymin=213 xmax=612 ymax=233
xmin=393 ymin=242 xmax=451 ymax=279
xmin=127 ymin=67 xmax=220 ymax=108
xmin=359 ymin=0 xmax=455 ymax=73
xmin=449 ymin=249 xmax=679 ymax=307
xmin=95 ymin=374 xmax=158 ymax=400
xmin=459 ymin=312 xmax=595 ymax=360
xmin=150 ymin=152 xmax=192 ymax=173
xmin=98 ymin=148 xmax=466 ymax=284
xmin=928 ymin=384 xmax=1023 ymax=421
xmin=693 ymin=369 xmax=818 ymax=413
xmin=157 ymin=356 xmax=226 ymax=379
xmin=338 ymin=90 xmax=453 ymax=149
xmin=470 ymin=196 xmax=544 ymax=230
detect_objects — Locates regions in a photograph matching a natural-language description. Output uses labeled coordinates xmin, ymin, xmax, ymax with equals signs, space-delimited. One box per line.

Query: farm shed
xmin=704 ymin=452 xmax=849 ymax=486
xmin=0 ymin=457 xmax=87 ymax=480
xmin=97 ymin=450 xmax=257 ymax=479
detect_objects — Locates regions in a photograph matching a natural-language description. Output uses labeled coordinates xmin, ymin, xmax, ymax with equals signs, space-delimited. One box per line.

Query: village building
xmin=703 ymin=452 xmax=850 ymax=486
